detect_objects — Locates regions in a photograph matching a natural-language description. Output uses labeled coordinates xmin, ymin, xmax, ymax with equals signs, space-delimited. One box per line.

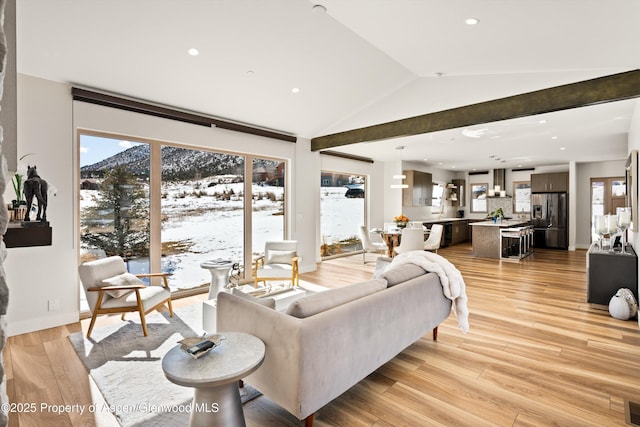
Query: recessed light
xmin=188 ymin=48 xmax=199 ymax=56
xmin=438 ymin=162 xmax=443 ymax=165
xmin=539 ymin=119 xmax=547 ymax=124
xmin=465 ymin=18 xmax=479 ymax=25
xmin=560 ymin=147 xmax=566 ymax=150
xmin=551 ymin=136 xmax=559 ymax=140
xmin=246 ymin=70 xmax=255 ymax=76
xmin=291 ymin=87 xmax=300 ymax=94
xmin=451 ymin=165 xmax=456 ymax=168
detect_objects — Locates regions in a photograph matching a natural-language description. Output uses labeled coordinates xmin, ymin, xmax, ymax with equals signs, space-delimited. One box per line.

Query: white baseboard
xmin=6 ymin=310 xmax=79 ymax=337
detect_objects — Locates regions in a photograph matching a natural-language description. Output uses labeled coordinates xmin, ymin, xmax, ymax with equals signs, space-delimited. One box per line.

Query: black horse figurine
xmin=23 ymin=165 xmax=48 ymax=222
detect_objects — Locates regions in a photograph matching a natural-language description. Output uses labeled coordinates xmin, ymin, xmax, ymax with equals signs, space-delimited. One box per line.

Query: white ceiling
xmin=16 ymin=0 xmax=640 ymax=171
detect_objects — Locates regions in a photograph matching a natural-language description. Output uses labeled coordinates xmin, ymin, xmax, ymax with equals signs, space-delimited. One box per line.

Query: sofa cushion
xmin=380 ymin=264 xmax=426 ymax=287
xmin=100 ymin=272 xmax=143 ymax=298
xmin=286 ymin=279 xmax=386 ymax=318
xmin=373 ymin=256 xmax=393 ymax=279
xmin=231 ymin=287 xmax=276 ymax=309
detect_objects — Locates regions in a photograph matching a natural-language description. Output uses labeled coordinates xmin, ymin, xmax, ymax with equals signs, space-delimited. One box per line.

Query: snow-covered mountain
xmin=81 ymin=145 xmax=279 ymax=180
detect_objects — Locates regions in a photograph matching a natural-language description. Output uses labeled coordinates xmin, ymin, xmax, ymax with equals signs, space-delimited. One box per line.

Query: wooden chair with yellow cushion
xmin=78 ymin=256 xmax=173 ymax=338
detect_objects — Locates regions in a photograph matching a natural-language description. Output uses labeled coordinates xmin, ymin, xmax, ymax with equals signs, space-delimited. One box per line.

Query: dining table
xmin=380 ymin=231 xmax=401 ymax=257
xmin=375 ymin=227 xmax=429 ymax=257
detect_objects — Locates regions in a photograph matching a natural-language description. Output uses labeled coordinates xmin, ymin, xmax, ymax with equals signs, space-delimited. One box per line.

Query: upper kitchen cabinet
xmin=531 ymin=172 xmax=568 ymax=193
xmin=402 ymin=170 xmax=432 ymax=206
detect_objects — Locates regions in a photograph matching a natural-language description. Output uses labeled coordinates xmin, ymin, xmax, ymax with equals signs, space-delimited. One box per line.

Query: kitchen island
xmin=470 ymin=219 xmax=532 ymax=259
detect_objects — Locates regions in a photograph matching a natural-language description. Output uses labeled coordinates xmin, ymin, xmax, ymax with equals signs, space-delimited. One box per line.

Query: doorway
xmin=590 ymin=176 xmax=625 ymax=241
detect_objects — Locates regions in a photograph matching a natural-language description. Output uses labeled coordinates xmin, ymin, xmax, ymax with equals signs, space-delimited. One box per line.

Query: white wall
xmin=5 ymin=75 xmax=77 ymax=336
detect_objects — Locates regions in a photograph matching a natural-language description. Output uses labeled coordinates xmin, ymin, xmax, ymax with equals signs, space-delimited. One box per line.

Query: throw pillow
xmin=380 ymin=264 xmax=426 ymax=287
xmin=266 ymin=250 xmax=296 ymax=265
xmin=286 ymin=279 xmax=386 ymax=318
xmin=231 ymin=288 xmax=276 ymax=309
xmin=100 ymin=272 xmax=144 ymax=298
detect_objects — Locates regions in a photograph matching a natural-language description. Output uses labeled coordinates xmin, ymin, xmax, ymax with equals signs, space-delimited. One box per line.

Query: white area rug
xmin=68 ymin=303 xmax=259 ymax=426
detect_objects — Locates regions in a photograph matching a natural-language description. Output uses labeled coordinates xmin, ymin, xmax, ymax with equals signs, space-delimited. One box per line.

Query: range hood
xmin=493 ymin=169 xmax=506 ymax=192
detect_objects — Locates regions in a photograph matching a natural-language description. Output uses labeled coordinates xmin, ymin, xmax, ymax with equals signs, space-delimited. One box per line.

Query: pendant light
xmin=390 ymin=146 xmax=408 ymax=189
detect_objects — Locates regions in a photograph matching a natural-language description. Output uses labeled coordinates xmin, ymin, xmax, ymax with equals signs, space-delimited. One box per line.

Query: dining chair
xmin=393 ymin=227 xmax=425 ymax=255
xmin=359 ymin=225 xmax=387 ymax=264
xmin=424 ymin=223 xmax=444 ymax=253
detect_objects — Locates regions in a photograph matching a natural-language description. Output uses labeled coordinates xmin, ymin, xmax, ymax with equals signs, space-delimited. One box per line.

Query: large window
xmin=431 ymin=183 xmax=445 ymax=212
xmin=252 ymin=158 xmax=286 ymax=257
xmin=79 ymin=133 xmax=287 ymax=308
xmin=320 ymin=171 xmax=366 ymax=257
xmin=513 ymin=181 xmax=531 ymax=214
xmin=79 ymin=136 xmax=150 ymax=271
xmin=159 ymin=145 xmax=245 ymax=290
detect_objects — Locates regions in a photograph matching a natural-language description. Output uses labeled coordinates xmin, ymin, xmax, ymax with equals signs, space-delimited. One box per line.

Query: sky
xmin=79 ymin=134 xmax=143 ymax=167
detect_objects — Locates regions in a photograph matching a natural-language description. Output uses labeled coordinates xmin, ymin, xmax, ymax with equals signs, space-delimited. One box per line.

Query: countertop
xmin=416 ymin=218 xmax=469 ymax=224
xmin=470 ymin=219 xmax=531 ymax=227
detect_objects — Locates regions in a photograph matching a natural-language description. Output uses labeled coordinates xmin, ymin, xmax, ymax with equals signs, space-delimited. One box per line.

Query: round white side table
xmin=162 ymin=332 xmax=265 ymax=427
xmin=200 ymin=260 xmax=234 ymax=299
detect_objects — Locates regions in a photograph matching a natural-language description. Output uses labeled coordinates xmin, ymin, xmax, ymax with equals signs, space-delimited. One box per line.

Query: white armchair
xmin=359 ymin=225 xmax=387 ymax=264
xmin=254 ymin=240 xmax=300 ymax=288
xmin=78 ymin=256 xmax=173 ymax=338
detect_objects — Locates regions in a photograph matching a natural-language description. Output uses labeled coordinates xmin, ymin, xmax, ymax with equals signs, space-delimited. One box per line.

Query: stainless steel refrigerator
xmin=531 ymin=193 xmax=568 ymax=249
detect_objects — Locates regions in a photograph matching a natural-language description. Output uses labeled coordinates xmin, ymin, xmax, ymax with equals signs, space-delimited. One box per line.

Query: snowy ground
xmin=320 ymin=187 xmax=365 ymax=245
xmin=81 ymin=180 xmax=363 ymax=298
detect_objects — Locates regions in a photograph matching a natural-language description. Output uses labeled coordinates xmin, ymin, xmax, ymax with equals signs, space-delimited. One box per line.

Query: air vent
xmin=627 ymin=400 xmax=640 ymax=426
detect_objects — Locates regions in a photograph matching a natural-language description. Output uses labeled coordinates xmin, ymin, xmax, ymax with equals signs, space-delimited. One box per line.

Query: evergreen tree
xmin=81 ymin=166 xmax=150 ymax=257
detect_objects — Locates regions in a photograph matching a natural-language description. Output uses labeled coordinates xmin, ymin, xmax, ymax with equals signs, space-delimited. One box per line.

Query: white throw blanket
xmin=384 ymin=250 xmax=470 ymax=333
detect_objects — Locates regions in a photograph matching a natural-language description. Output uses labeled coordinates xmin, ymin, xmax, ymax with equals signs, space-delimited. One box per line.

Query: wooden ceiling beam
xmin=311 ymin=69 xmax=640 ymax=151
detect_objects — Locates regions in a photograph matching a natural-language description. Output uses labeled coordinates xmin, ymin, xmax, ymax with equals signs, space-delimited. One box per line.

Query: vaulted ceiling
xmin=17 ymin=0 xmax=640 ymax=170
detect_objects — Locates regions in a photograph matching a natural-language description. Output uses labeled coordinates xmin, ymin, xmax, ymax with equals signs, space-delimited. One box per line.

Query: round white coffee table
xmin=200 ymin=259 xmax=234 ymax=299
xmin=162 ymin=332 xmax=265 ymax=427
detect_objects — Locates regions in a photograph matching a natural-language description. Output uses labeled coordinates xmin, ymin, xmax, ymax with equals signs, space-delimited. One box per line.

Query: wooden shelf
xmin=3 ymin=222 xmax=52 ymax=248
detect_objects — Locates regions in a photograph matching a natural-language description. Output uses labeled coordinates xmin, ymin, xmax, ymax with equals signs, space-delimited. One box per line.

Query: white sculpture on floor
xmin=609 ymin=288 xmax=638 ymax=321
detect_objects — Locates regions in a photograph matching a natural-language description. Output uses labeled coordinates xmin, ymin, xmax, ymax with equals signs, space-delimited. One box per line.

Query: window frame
xmin=470 ymin=182 xmax=488 ymax=213
xmin=78 ymin=129 xmax=289 ymax=306
xmin=513 ymin=181 xmax=532 ymax=214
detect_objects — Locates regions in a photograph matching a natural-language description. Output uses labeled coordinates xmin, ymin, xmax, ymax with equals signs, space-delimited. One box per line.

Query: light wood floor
xmin=4 ymin=244 xmax=640 ymax=426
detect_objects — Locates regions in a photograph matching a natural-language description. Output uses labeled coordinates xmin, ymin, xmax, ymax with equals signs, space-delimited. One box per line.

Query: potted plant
xmin=394 ymin=214 xmax=410 ymax=228
xmin=487 ymin=208 xmax=505 ymax=222
xmin=11 ymin=153 xmax=35 ymax=208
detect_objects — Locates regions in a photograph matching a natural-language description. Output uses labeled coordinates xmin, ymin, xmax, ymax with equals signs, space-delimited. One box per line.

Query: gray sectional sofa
xmin=216 ymin=261 xmax=452 ymax=426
